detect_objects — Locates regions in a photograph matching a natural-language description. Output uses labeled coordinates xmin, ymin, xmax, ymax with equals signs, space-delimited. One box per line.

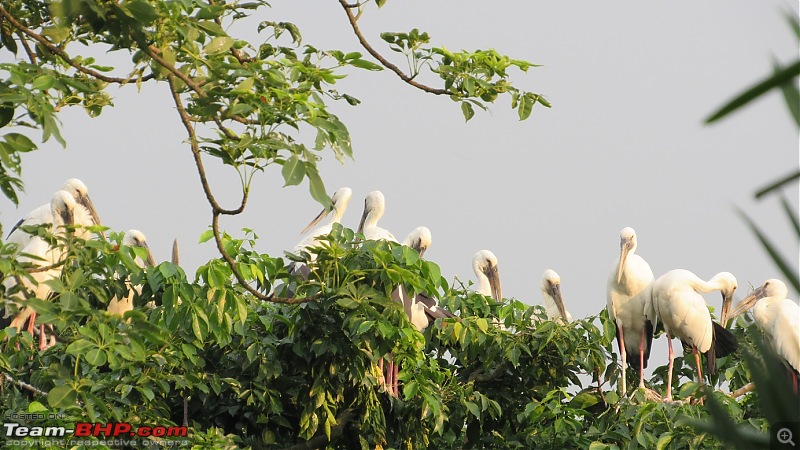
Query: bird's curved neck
xmin=476 ymin=271 xmax=491 ymax=296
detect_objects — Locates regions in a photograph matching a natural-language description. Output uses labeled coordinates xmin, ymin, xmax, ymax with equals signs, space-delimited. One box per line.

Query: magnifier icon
xmin=778 ymin=428 xmax=796 ymax=447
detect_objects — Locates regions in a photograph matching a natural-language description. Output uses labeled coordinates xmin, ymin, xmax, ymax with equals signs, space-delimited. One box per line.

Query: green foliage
xmin=0 ymin=0 xmax=547 ymax=206
xmin=0 ymin=226 xmax=776 ymax=448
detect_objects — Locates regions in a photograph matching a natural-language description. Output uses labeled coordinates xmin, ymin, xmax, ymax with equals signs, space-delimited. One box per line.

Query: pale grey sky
xmin=2 ymin=2 xmax=798 ymax=374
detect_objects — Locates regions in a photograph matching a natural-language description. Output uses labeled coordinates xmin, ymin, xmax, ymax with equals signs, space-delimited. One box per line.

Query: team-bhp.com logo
xmin=4 ymin=422 xmax=188 ymax=447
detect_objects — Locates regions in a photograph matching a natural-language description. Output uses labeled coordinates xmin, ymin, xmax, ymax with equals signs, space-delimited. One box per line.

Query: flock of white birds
xmin=2 ymin=179 xmax=799 ymax=401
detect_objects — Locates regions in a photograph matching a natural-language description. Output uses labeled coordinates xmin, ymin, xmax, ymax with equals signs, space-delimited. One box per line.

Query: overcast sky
xmin=1 ymin=2 xmax=798 ymax=373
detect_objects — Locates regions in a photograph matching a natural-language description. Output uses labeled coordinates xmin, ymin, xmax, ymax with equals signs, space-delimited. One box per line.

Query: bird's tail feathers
xmin=713 ymin=321 xmax=738 ymax=357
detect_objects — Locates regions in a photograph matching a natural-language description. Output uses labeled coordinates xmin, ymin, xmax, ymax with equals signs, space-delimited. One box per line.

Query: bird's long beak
xmin=720 ymin=291 xmax=733 ymax=327
xmin=357 ymin=201 xmax=369 ymax=235
xmin=172 ymin=239 xmax=180 ymax=265
xmin=79 ymin=193 xmax=102 ymax=226
xmin=408 ymin=238 xmax=427 ymax=258
xmin=487 ymin=266 xmax=503 ymax=302
xmin=549 ymin=282 xmax=569 ymax=322
xmin=143 ymin=242 xmax=156 ymax=267
xmin=616 ymin=239 xmax=631 ymax=284
xmin=300 ymin=207 xmax=330 ymax=235
xmin=727 ymin=286 xmax=765 ymax=321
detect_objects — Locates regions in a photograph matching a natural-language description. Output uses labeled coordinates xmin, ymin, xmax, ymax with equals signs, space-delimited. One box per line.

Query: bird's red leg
xmin=38 ymin=324 xmax=46 ymax=351
xmin=617 ymin=323 xmax=627 ymax=397
xmin=692 ymin=346 xmax=703 ymax=382
xmin=393 ymin=361 xmax=400 ymax=397
xmin=26 ymin=312 xmax=36 ymax=335
xmin=666 ymin=331 xmax=674 ymax=402
xmin=639 ymin=327 xmax=645 ymax=388
xmin=691 ymin=346 xmax=705 ymax=405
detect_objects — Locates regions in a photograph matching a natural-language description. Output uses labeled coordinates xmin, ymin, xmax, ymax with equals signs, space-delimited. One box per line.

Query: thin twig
xmin=168 ymin=75 xmax=313 ymax=305
xmin=729 ymin=382 xmax=756 ymax=398
xmin=0 ymin=6 xmax=153 ymax=84
xmin=2 ymin=373 xmax=47 ymax=396
xmin=337 ymin=0 xmax=448 ymax=95
xmin=15 ymin=30 xmax=36 ymax=64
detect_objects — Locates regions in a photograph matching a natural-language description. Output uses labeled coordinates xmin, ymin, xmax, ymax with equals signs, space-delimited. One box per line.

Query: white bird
xmin=106 ymin=230 xmax=156 ymax=317
xmin=292 ymin=187 xmax=352 ymax=256
xmin=541 ymin=269 xmax=572 ymax=323
xmin=384 ymin=226 xmax=457 ymax=396
xmin=357 ymin=191 xmax=396 ymax=242
xmin=7 ymin=178 xmax=101 ymax=251
xmin=727 ymin=279 xmax=799 ymax=391
xmin=1 ymin=190 xmax=77 ymax=349
xmin=402 ymin=226 xmax=432 ymax=258
xmin=606 ymin=227 xmax=655 ymax=396
xmin=651 ymin=269 xmax=739 ymax=402
xmin=473 ymin=250 xmax=503 ymax=302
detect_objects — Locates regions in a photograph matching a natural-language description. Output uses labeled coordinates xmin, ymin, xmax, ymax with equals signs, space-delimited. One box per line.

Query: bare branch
xmin=168 ymin=75 xmax=313 ymax=305
xmin=729 ymin=382 xmax=756 ymax=398
xmin=337 ymin=0 xmax=448 ymax=95
xmin=15 ymin=31 xmax=36 ymax=64
xmin=2 ymin=372 xmax=47 ymax=397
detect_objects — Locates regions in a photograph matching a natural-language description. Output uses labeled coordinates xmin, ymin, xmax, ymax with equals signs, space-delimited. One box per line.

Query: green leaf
xmin=465 ymin=401 xmax=481 ymax=418
xmin=198 ymin=229 xmax=214 ymax=243
xmin=27 ymin=401 xmax=48 ymax=413
xmin=705 ymin=59 xmax=800 ymax=123
xmin=123 ymin=0 xmax=159 ymax=23
xmin=31 ymin=75 xmax=55 ymax=91
xmin=376 ymin=0 xmax=387 ymax=7
xmin=656 ymin=432 xmax=673 ymax=450
xmin=48 ymin=385 xmax=77 ymax=408
xmin=305 ymin=165 xmax=330 ymax=208
xmin=754 ymin=171 xmax=800 ymax=199
xmin=0 ymin=105 xmax=14 ymax=128
xmin=5 ymin=133 xmax=36 ymax=152
xmin=461 ymin=102 xmax=475 ymax=121
xmin=66 ymin=339 xmax=95 ymax=356
xmin=737 ymin=207 xmax=799 ymax=292
xmin=196 ymin=21 xmax=227 ymax=37
xmin=568 ymin=392 xmax=600 ymax=409
xmin=281 ymin=155 xmax=306 ymax=187
xmin=349 ymin=59 xmax=383 ymax=71
xmin=518 ymin=95 xmax=533 ymax=120
xmin=204 ymin=36 xmax=234 ymax=55
xmin=773 ymin=60 xmax=800 ymax=127
xmin=85 ymin=348 xmax=107 ymax=366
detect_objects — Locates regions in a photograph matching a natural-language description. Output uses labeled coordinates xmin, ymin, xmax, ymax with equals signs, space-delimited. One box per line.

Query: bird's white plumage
xmin=402 ymin=226 xmax=432 ymax=258
xmin=2 ymin=191 xmax=76 ymax=332
xmin=651 ymin=270 xmax=737 ymax=353
xmin=7 ymin=179 xmax=100 ymax=250
xmin=292 ymin=187 xmax=352 ymax=255
xmin=472 ymin=250 xmax=502 ymax=301
xmin=357 ymin=191 xmax=397 ymax=242
xmin=541 ymin=269 xmax=572 ymax=322
xmin=107 ymin=230 xmax=156 ymax=316
xmin=731 ymin=279 xmax=799 ymax=373
xmin=606 ymin=227 xmax=654 ymax=394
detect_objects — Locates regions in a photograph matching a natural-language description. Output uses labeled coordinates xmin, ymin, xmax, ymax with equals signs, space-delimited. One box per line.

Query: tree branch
xmin=2 ymin=372 xmax=47 ymax=397
xmin=0 ymin=5 xmax=153 ymax=85
xmin=337 ymin=0 xmax=448 ymax=95
xmin=729 ymin=382 xmax=756 ymax=398
xmin=169 ymin=75 xmax=313 ymax=305
xmin=282 ymin=408 xmax=357 ymax=450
